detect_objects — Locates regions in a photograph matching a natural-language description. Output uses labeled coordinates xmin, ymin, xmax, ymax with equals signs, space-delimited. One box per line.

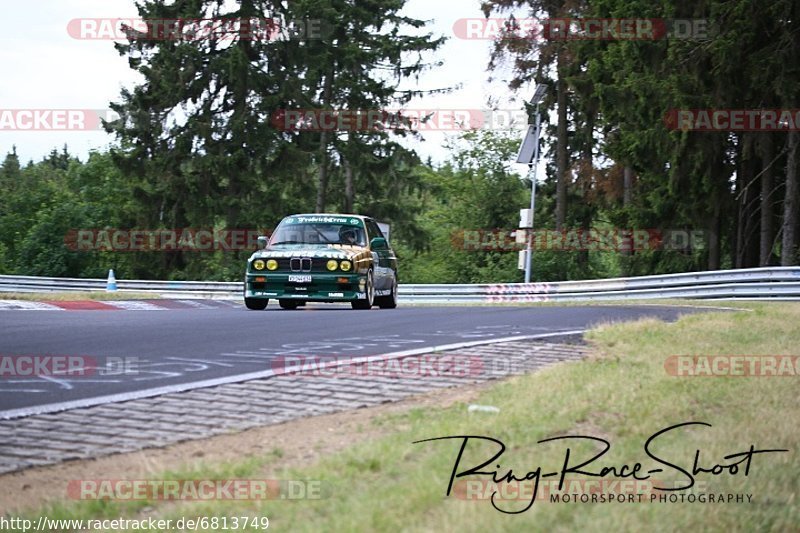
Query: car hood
xmin=250 ymin=244 xmax=370 ymax=261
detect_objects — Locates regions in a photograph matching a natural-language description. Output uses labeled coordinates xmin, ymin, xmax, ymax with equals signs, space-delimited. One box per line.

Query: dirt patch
xmin=0 ymin=381 xmax=488 ymax=513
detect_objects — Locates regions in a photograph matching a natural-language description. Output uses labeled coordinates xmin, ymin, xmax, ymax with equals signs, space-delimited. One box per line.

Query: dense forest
xmin=0 ymin=0 xmax=797 ymax=283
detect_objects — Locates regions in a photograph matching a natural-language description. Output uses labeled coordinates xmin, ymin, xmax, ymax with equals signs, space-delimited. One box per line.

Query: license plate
xmin=288 ymin=275 xmax=312 ymax=283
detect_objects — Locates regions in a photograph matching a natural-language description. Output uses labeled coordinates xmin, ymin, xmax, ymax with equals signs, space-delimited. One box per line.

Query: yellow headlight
xmin=340 ymin=260 xmax=352 ymax=272
xmin=253 ymin=260 xmax=265 ymax=271
xmin=327 ymin=259 xmax=339 ymax=271
xmin=266 ymin=259 xmax=278 ymax=271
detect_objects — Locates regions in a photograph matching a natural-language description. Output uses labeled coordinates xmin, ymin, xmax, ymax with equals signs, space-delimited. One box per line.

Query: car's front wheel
xmin=376 ymin=277 xmax=398 ymax=309
xmin=245 ymin=298 xmax=268 ymax=310
xmin=351 ymin=270 xmax=374 ymax=310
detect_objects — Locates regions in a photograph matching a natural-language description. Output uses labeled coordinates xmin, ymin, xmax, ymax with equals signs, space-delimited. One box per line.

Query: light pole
xmin=517 ymin=84 xmax=548 ymax=284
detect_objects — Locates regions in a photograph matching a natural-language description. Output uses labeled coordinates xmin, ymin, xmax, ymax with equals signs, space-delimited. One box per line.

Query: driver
xmin=339 ymin=227 xmax=359 ymax=245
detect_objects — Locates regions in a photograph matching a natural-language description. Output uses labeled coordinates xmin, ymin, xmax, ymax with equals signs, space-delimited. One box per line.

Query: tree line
xmin=484 ymin=0 xmax=799 ymax=273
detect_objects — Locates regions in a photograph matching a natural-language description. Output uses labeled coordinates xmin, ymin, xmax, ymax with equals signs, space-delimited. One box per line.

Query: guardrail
xmin=1 ymin=267 xmax=799 ymax=303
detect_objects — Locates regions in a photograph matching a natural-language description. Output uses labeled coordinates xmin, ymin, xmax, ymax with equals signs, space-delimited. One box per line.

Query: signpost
xmin=516 ymin=84 xmax=548 ymax=284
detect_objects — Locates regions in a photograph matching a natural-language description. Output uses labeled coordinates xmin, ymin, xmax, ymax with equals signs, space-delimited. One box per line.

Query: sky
xmin=0 ymin=0 xmax=535 ymax=166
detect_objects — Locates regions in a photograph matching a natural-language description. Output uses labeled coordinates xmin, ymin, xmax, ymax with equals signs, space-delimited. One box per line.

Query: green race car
xmin=244 ymin=214 xmax=398 ymax=310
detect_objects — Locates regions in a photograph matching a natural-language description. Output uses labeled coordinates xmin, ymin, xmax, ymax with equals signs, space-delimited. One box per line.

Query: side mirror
xmin=257 ymin=236 xmax=269 ymax=249
xmin=370 ymin=237 xmax=388 ymax=250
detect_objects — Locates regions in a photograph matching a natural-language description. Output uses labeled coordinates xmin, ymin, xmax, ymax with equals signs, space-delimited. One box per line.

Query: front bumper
xmin=244 ymin=272 xmax=368 ymax=301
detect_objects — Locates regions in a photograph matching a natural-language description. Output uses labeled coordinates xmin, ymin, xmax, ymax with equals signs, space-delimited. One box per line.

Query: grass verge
xmin=14 ymin=303 xmax=799 ymax=531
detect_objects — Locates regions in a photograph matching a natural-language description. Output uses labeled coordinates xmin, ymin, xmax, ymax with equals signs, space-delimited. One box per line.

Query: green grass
xmin=15 ymin=303 xmax=800 ymax=532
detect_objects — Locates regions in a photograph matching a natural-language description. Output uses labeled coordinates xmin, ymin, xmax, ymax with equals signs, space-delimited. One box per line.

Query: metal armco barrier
xmin=0 ymin=267 xmax=799 ymax=303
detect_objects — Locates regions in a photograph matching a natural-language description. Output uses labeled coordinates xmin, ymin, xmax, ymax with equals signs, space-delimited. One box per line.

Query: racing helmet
xmin=339 ymin=226 xmax=358 ymax=244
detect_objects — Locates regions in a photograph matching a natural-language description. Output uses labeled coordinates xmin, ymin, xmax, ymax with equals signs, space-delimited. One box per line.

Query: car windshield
xmin=270 ymin=219 xmax=367 ymax=246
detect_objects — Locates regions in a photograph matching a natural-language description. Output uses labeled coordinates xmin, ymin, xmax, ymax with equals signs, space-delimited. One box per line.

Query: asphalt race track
xmin=0 ymin=304 xmax=714 ymax=414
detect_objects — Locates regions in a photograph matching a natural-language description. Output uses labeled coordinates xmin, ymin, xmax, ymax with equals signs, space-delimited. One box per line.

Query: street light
xmin=516 ymin=83 xmax=548 ymax=284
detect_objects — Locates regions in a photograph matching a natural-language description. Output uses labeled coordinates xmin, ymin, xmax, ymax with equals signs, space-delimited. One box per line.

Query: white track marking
xmin=103 ymin=301 xmax=167 ymax=311
xmin=0 ymin=300 xmax=64 ymax=310
xmin=0 ymin=329 xmax=586 ymax=419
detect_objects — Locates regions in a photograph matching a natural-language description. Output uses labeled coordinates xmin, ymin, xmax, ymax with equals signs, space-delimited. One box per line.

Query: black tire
xmin=245 ymin=298 xmax=268 ymax=310
xmin=279 ymin=299 xmax=299 ymax=310
xmin=351 ymin=269 xmax=375 ymax=310
xmin=376 ymin=276 xmax=398 ymax=309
